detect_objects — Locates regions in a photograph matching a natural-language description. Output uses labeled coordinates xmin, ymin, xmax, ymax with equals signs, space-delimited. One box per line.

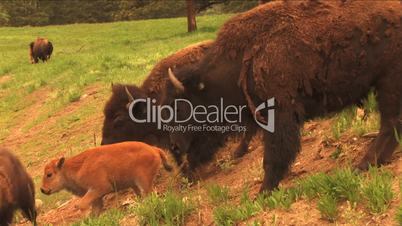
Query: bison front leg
xmin=260 ymin=110 xmax=301 ymax=192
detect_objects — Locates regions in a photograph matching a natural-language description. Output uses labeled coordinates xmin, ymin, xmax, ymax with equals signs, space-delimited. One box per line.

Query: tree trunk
xmin=186 ymin=0 xmax=197 ymax=32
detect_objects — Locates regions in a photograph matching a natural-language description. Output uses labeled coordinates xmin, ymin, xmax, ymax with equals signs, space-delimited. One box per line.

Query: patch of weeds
xmin=180 ymin=176 xmax=193 ymax=190
xmin=362 ymin=91 xmax=377 ymax=114
xmin=213 ymin=186 xmax=260 ymax=226
xmin=25 ymin=79 xmax=48 ymax=94
xmin=206 ymin=184 xmax=230 ymax=204
xmin=255 ymin=188 xmax=296 ymax=210
xmin=238 ymin=185 xmax=260 ymax=217
xmin=216 ymin=158 xmax=234 ymax=172
xmin=361 ymin=167 xmax=394 ymax=214
xmin=67 ymin=88 xmax=82 ymax=103
xmin=132 ymin=190 xmax=195 ymax=226
xmin=317 ymin=194 xmax=338 ymax=222
xmin=330 ymin=146 xmax=342 ymax=159
xmin=213 ymin=204 xmax=243 ymax=226
xmin=72 ymin=208 xmax=124 ymax=226
xmin=295 ymin=167 xmax=361 ymax=205
xmin=331 ymin=107 xmax=356 ymax=140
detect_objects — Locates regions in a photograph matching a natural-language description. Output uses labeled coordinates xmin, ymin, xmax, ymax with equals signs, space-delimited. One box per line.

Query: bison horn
xmin=125 ymin=86 xmax=135 ymax=103
xmin=198 ymin=82 xmax=205 ymax=90
xmin=168 ymin=68 xmax=184 ymax=92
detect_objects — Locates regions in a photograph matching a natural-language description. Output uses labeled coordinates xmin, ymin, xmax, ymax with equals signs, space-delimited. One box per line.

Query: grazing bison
xmin=0 ymin=148 xmax=36 ymax=226
xmin=101 ymin=40 xmax=255 ymax=170
xmin=40 ymin=142 xmax=172 ymax=214
xmin=29 ymin=37 xmax=53 ymax=64
xmin=164 ymin=0 xmax=402 ymax=192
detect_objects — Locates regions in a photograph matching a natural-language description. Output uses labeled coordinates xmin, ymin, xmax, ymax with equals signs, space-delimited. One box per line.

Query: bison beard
xmin=163 ymin=0 xmax=402 ymax=192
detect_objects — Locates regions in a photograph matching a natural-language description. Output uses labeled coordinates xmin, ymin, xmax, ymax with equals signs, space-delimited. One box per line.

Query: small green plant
xmin=206 ymin=184 xmax=230 ymax=204
xmin=362 ymin=91 xmax=377 ymax=114
xmin=132 ymin=190 xmax=195 ymax=226
xmin=317 ymin=194 xmax=338 ymax=222
xmin=213 ymin=186 xmax=260 ymax=226
xmin=330 ymin=146 xmax=342 ymax=159
xmin=213 ymin=204 xmax=243 ymax=226
xmin=68 ymin=89 xmax=82 ymax=103
xmin=72 ymin=209 xmax=124 ymax=226
xmin=255 ymin=188 xmax=296 ymax=210
xmin=331 ymin=107 xmax=356 ymax=140
xmin=362 ymin=167 xmax=394 ymax=213
xmin=216 ymin=158 xmax=234 ymax=171
xmin=295 ymin=167 xmax=361 ymax=205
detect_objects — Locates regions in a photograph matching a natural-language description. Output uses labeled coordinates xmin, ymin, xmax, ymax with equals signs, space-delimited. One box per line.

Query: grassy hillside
xmin=0 ymin=14 xmax=401 ymax=226
xmin=0 ymin=14 xmax=229 ymax=217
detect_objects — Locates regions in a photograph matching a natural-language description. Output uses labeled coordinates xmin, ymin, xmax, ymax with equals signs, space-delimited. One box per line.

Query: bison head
xmin=162 ymin=67 xmax=237 ymax=170
xmin=40 ymin=157 xmax=66 ymax=195
xmin=101 ymin=84 xmax=169 ymax=148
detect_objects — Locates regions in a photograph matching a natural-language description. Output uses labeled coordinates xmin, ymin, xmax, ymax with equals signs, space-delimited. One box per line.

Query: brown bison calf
xmin=40 ymin=142 xmax=172 ymax=214
xmin=0 ymin=148 xmax=36 ymax=226
xmin=29 ymin=37 xmax=53 ymax=64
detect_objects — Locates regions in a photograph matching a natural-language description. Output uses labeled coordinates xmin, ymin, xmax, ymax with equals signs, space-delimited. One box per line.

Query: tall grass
xmin=72 ymin=209 xmax=124 ymax=226
xmin=131 ymin=190 xmax=195 ymax=226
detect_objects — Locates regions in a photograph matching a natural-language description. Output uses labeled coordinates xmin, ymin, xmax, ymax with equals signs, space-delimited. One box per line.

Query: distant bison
xmin=0 ymin=148 xmax=36 ymax=226
xmin=40 ymin=142 xmax=172 ymax=214
xmin=163 ymin=0 xmax=402 ymax=192
xmin=29 ymin=37 xmax=53 ymax=64
xmin=102 ymin=40 xmax=255 ymax=171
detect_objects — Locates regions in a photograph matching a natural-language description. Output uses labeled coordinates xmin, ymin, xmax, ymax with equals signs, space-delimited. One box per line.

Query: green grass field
xmin=0 ymin=14 xmax=401 ymax=226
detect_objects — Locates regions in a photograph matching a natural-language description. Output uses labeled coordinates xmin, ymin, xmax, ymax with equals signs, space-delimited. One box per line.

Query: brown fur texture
xmin=101 ymin=41 xmax=255 ymax=168
xmin=163 ymin=0 xmax=402 ymax=192
xmin=0 ymin=148 xmax=36 ymax=226
xmin=40 ymin=142 xmax=172 ymax=214
xmin=29 ymin=37 xmax=53 ymax=64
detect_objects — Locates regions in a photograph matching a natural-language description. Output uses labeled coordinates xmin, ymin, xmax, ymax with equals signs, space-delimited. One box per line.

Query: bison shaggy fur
xmin=0 ymin=148 xmax=36 ymax=226
xmin=29 ymin=37 xmax=53 ymax=64
xmin=164 ymin=0 xmax=402 ymax=192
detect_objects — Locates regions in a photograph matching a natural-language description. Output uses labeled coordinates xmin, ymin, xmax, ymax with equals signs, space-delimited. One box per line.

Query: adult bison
xmin=164 ymin=0 xmax=402 ymax=192
xmin=29 ymin=37 xmax=53 ymax=64
xmin=0 ymin=148 xmax=36 ymax=226
xmin=102 ymin=40 xmax=255 ymax=169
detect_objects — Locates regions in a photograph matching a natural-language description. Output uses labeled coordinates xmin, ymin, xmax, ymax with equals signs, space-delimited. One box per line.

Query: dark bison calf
xmin=0 ymin=148 xmax=36 ymax=226
xmin=29 ymin=37 xmax=53 ymax=64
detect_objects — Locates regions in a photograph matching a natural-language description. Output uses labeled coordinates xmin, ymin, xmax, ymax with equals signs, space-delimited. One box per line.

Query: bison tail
xmin=158 ymin=149 xmax=173 ymax=172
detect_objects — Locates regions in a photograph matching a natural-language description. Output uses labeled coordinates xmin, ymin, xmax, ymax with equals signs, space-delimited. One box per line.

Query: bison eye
xmin=47 ymin=173 xmax=52 ymax=178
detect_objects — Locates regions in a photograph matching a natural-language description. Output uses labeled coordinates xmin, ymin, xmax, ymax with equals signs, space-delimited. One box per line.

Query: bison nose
xmin=40 ymin=187 xmax=49 ymax=195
